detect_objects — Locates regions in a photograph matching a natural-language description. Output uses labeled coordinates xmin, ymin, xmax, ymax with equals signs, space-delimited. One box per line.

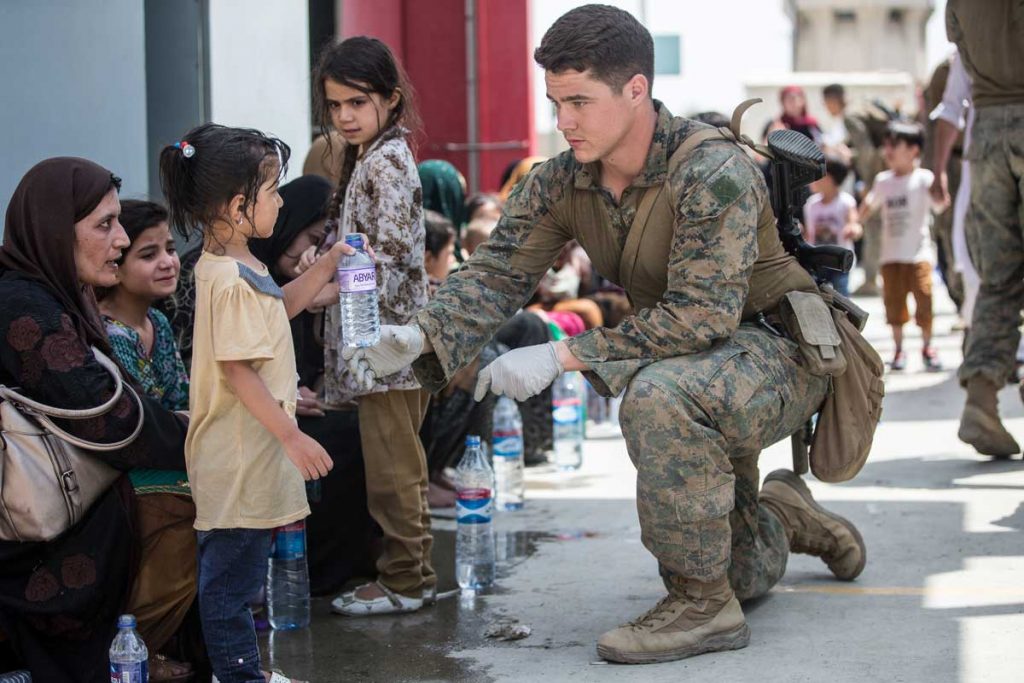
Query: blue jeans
xmin=197 ymin=528 xmax=272 ymax=683
xmin=825 ymin=270 xmax=850 ymax=297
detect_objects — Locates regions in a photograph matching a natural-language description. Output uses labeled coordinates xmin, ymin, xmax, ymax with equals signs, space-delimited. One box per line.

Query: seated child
xmin=97 ymin=199 xmax=197 ymax=681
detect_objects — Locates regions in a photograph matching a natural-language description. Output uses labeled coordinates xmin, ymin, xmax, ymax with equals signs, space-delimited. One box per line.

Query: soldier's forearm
xmin=554 ymin=340 xmax=587 ymax=372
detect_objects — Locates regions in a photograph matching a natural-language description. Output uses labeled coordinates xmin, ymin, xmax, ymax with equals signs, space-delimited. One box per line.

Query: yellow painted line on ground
xmin=777 ymin=585 xmax=1024 ymax=598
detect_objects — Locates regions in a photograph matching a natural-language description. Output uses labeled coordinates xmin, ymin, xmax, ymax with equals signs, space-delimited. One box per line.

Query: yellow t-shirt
xmin=185 ymin=252 xmax=308 ymax=531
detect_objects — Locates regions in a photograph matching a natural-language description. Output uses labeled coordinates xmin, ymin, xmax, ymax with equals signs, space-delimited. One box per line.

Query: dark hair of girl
xmin=119 ymin=199 xmax=169 ymax=245
xmin=313 ymin=36 xmax=421 ymax=230
xmin=158 ymin=123 xmax=290 ymax=243
xmin=424 ymin=210 xmax=456 ymax=257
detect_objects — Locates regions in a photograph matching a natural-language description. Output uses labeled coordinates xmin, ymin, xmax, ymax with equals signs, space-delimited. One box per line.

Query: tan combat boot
xmin=760 ymin=470 xmax=866 ymax=580
xmin=958 ymin=377 xmax=1019 ymax=458
xmin=596 ymin=576 xmax=749 ymax=664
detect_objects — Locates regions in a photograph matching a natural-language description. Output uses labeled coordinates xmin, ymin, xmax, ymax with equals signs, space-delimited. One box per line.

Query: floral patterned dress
xmin=104 ymin=308 xmax=190 ymax=496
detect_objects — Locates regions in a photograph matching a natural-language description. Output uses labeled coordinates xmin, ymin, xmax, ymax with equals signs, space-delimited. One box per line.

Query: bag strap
xmin=0 ymin=345 xmax=145 ymax=451
xmin=616 ymin=97 xmax=772 ymax=291
xmin=617 ymin=128 xmax=728 ymax=289
xmin=0 ymin=346 xmax=124 ymax=418
xmin=31 ymin=383 xmax=145 ymax=451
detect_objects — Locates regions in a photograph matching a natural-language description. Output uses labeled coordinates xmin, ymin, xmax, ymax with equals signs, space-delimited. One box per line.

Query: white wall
xmin=0 ymin=0 xmax=149 ymax=217
xmin=207 ymin=0 xmax=312 ymax=180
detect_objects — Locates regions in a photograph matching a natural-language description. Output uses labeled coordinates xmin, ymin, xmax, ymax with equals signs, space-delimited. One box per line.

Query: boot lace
xmin=627 ymin=596 xmax=680 ymax=630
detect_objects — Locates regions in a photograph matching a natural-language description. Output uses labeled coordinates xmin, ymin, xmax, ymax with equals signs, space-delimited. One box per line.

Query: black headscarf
xmin=249 ymin=174 xmax=334 ymax=387
xmin=0 ymin=157 xmax=121 ymax=350
xmin=250 ymin=174 xmax=333 ymax=283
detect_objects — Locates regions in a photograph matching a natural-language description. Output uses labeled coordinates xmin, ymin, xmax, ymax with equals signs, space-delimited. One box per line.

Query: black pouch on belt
xmin=778 ymin=291 xmax=847 ymax=377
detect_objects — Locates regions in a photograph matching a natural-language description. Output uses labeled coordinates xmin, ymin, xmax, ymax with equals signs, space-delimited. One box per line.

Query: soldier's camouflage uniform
xmin=412 ymin=103 xmax=828 ymax=600
xmin=947 ymin=1 xmax=1024 ymax=388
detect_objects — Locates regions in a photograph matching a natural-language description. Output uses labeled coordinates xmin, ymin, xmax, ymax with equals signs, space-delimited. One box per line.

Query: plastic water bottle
xmin=455 ymin=435 xmax=495 ymax=591
xmin=492 ymin=397 xmax=525 ymax=511
xmin=109 ymin=614 xmax=148 ymax=683
xmin=552 ymin=372 xmax=584 ymax=470
xmin=267 ymin=520 xmax=311 ymax=630
xmin=337 ymin=234 xmax=380 ymax=348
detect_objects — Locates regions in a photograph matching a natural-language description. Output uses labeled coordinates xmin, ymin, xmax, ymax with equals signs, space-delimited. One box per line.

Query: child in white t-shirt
xmin=802 ymin=157 xmax=862 ymax=295
xmin=860 ymin=122 xmax=943 ymax=372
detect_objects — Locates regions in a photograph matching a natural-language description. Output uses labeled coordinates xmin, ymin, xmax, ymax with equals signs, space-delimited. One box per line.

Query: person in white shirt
xmin=860 ymin=122 xmax=944 ymax=372
xmin=803 ymin=157 xmax=862 ymax=296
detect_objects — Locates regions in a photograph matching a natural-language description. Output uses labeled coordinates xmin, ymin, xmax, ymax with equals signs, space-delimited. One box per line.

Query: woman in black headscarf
xmin=0 ymin=158 xmax=189 ymax=680
xmin=250 ymin=175 xmax=377 ymax=596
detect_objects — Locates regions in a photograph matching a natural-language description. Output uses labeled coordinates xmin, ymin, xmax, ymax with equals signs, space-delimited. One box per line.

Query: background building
xmin=0 ymin=0 xmax=955 ymax=225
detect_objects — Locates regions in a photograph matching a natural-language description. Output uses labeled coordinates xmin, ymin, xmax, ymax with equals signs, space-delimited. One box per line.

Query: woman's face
xmin=276 ymin=219 xmax=328 ymax=279
xmin=74 ymin=188 xmax=129 ymax=288
xmin=782 ymin=90 xmax=806 ymax=118
xmin=324 ymin=78 xmax=398 ymax=150
xmin=425 ymin=238 xmax=456 ymax=282
xmin=116 ymin=222 xmax=180 ymax=300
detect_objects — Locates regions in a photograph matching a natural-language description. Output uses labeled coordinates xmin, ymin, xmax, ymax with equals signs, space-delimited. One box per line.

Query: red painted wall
xmin=338 ymin=0 xmax=534 ymax=194
xmin=476 ymin=0 xmax=535 ymax=191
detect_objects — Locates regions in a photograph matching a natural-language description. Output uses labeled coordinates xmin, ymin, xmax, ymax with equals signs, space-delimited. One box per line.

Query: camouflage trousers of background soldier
xmin=619 ymin=324 xmax=829 ymax=600
xmin=959 ymin=103 xmax=1024 ymax=389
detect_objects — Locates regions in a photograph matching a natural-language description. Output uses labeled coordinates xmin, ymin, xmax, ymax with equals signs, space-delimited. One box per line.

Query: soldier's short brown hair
xmin=534 ymin=4 xmax=654 ymax=94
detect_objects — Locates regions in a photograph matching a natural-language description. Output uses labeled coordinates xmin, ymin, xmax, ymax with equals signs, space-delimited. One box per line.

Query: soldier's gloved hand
xmin=474 ymin=342 xmax=564 ymax=402
xmin=343 ymin=324 xmax=425 ymax=391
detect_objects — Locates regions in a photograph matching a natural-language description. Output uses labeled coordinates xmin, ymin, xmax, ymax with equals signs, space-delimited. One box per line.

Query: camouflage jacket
xmin=413 ymin=102 xmax=769 ymax=397
xmin=325 ymin=130 xmax=427 ymax=403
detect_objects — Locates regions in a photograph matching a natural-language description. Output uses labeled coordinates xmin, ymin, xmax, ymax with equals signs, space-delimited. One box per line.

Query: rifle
xmin=765 ymin=128 xmax=868 ymax=330
xmin=763 ymin=128 xmax=872 ymax=475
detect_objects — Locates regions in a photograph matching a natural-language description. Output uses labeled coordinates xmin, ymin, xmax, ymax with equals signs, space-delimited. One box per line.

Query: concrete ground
xmin=262 ymin=279 xmax=1024 ymax=682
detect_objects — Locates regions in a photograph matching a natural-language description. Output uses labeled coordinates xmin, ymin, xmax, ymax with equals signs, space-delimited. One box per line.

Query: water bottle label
xmin=456 ymin=488 xmax=492 ymax=524
xmin=272 ymin=522 xmax=305 ymax=560
xmin=492 ymin=435 xmax=523 ymax=458
xmin=338 ymin=266 xmax=376 ymax=293
xmin=553 ymin=401 xmax=581 ymax=425
xmin=110 ymin=662 xmax=147 ymax=683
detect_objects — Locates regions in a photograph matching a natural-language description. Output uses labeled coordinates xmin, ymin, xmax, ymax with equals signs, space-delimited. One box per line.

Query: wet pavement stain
xmin=258 ymin=530 xmax=561 ymax=682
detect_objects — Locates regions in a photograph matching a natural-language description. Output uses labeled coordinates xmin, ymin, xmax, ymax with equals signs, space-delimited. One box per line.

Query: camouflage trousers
xmin=958 ymin=104 xmax=1024 ymax=388
xmin=620 ymin=324 xmax=828 ymax=602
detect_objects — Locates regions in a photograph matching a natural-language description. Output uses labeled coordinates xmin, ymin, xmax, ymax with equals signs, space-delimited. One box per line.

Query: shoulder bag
xmin=0 ymin=347 xmax=143 ymax=542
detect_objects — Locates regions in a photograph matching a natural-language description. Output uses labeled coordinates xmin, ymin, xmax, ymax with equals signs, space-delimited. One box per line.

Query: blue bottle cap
xmin=344 ymin=234 xmax=364 ymax=248
xmin=117 ymin=614 xmax=137 ymax=629
xmin=465 ymin=435 xmax=481 ymax=447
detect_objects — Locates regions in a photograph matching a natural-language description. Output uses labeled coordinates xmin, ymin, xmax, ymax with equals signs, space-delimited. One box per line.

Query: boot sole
xmin=764 ymin=470 xmax=867 ymax=581
xmin=596 ymin=623 xmax=750 ymax=664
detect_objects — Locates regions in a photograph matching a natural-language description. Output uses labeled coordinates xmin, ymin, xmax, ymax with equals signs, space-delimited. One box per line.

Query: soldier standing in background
xmin=345 ymin=4 xmax=865 ymax=664
xmin=945 ymin=0 xmax=1024 ymax=459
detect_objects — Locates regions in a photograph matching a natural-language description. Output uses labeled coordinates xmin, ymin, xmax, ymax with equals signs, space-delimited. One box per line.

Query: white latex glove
xmin=474 ymin=342 xmax=564 ymax=402
xmin=342 ymin=324 xmax=425 ymax=391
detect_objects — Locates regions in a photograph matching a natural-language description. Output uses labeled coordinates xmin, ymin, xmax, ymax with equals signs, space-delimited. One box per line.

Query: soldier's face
xmin=546 ymin=69 xmax=645 ymax=165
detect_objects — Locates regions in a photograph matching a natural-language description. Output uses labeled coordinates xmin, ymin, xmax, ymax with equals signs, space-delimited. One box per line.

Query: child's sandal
xmin=330 ymin=580 xmax=423 ymax=616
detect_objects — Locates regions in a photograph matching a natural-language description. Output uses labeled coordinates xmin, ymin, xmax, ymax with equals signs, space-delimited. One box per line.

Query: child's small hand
xmin=328 ymin=233 xmax=377 ymax=262
xmin=283 ymin=431 xmax=333 ymax=480
xmin=296 ymin=246 xmax=318 ymax=275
